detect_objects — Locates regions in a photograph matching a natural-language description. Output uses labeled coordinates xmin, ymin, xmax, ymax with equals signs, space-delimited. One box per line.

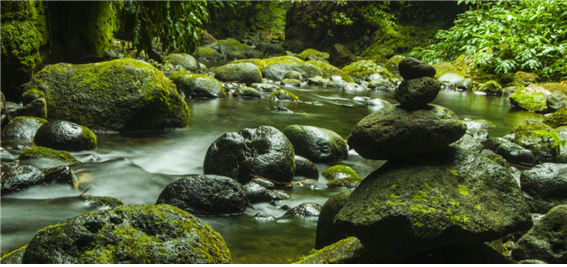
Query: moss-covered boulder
xmin=156 ymin=175 xmax=249 ymax=215
xmin=306 ymin=60 xmax=354 ymax=83
xmin=234 ymin=56 xmax=306 ymax=72
xmin=342 ymin=60 xmax=394 ymax=81
xmin=0 ymin=245 xmax=27 ymax=264
xmin=1 ymin=0 xmax=49 ymax=101
xmin=283 ymin=125 xmax=347 ymax=164
xmin=212 ymin=62 xmax=262 ymax=85
xmin=478 ymin=80 xmax=504 ymax=96
xmin=264 ymin=63 xmax=322 ymax=81
xmin=299 ymin=48 xmax=330 ymax=61
xmin=509 ymin=84 xmax=552 ymax=113
xmin=315 ymin=191 xmax=353 ymax=249
xmin=281 ymin=78 xmax=301 ymax=87
xmin=513 ymin=120 xmax=557 ymax=163
xmin=18 ymin=146 xmax=80 ymax=164
xmin=384 ymin=55 xmax=405 ymax=72
xmin=34 ymin=120 xmax=97 ymax=151
xmin=297 ymin=237 xmax=370 ymax=264
xmin=169 ymin=72 xmax=225 ymax=99
xmin=321 ymin=165 xmax=358 ymax=181
xmin=334 ymin=146 xmax=533 ymax=262
xmin=513 ymin=71 xmax=540 ymax=85
xmin=21 ymin=204 xmax=232 ymax=264
xmin=197 ymin=46 xmax=223 ymax=62
xmin=546 ymin=91 xmax=567 ymax=112
xmin=217 ymin=38 xmax=252 ymax=55
xmin=163 ymin=53 xmax=200 ymax=71
xmin=1 ymin=116 xmax=47 ymax=148
xmin=543 ymin=107 xmax=567 ymax=128
xmin=293 ymin=155 xmax=319 ymax=179
xmin=520 ymin=163 xmax=567 ymax=214
xmin=203 ymin=126 xmax=295 ymax=184
xmin=512 ymin=205 xmax=567 ymax=264
xmin=232 ymin=86 xmax=261 ymax=99
xmin=22 ymin=58 xmax=189 ymax=132
xmin=348 ymin=104 xmax=467 ymax=160
xmin=268 ymin=89 xmax=299 ymax=102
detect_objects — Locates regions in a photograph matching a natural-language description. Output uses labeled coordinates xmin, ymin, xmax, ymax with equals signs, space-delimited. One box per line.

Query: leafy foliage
xmin=119 ymin=1 xmax=210 ymax=56
xmin=409 ymin=1 xmax=567 ymax=81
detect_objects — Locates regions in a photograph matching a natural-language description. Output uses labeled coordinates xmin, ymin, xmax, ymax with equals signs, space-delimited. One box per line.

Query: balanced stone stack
xmin=322 ymin=58 xmax=533 ymax=263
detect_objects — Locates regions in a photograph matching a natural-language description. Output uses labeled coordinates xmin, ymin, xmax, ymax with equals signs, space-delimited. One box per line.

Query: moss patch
xmin=299 ymin=49 xmax=329 ymax=60
xmin=18 ymin=146 xmax=80 ymax=163
xmin=321 ymin=165 xmax=358 ymax=181
xmin=268 ymin=89 xmax=299 ymax=102
xmin=234 ymin=55 xmax=305 ymax=72
xmin=543 ymin=107 xmax=567 ymax=128
xmin=306 ymin=60 xmax=354 ymax=82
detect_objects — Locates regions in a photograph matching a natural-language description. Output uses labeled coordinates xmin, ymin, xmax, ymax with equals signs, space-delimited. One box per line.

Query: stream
xmin=0 ymin=84 xmax=542 ymax=263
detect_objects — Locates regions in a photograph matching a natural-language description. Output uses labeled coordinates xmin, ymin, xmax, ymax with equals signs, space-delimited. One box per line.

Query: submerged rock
xmin=156 ymin=175 xmax=249 ymax=215
xmin=512 ymin=205 xmax=567 ymax=264
xmin=203 ymin=126 xmax=295 ymax=184
xmin=521 ymin=163 xmax=567 ymax=214
xmin=283 ymin=125 xmax=347 ymax=164
xmin=334 ymin=146 xmax=533 ymax=262
xmin=348 ymin=104 xmax=467 ymax=160
xmin=34 ymin=120 xmax=97 ymax=151
xmin=21 ymin=204 xmax=232 ymax=264
xmin=21 ymin=58 xmax=189 ymax=132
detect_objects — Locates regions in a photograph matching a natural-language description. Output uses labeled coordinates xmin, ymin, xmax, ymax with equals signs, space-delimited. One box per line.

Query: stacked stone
xmin=317 ymin=58 xmax=533 ymax=263
xmin=347 ymin=57 xmax=467 ymax=160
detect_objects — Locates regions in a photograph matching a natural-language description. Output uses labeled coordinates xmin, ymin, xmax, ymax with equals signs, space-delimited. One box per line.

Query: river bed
xmin=0 ymin=85 xmax=542 ymax=263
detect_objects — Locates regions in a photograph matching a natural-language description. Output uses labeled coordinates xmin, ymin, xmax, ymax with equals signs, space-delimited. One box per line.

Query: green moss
xmin=513 ymin=71 xmax=540 ymax=84
xmin=0 ymin=0 xmax=49 ymax=70
xmin=477 ymin=80 xmax=503 ymax=94
xmin=543 ymin=107 xmax=567 ymax=128
xmin=384 ymin=55 xmax=405 ymax=72
xmin=540 ymin=83 xmax=567 ymax=94
xmin=306 ymin=60 xmax=354 ymax=82
xmin=0 ymin=245 xmax=28 ymax=263
xmin=234 ymin=56 xmax=305 ymax=72
xmin=458 ymin=185 xmax=469 ymax=196
xmin=342 ymin=60 xmax=394 ymax=79
xmin=298 ymin=49 xmax=329 ymax=60
xmin=18 ymin=146 xmax=80 ymax=163
xmin=321 ymin=165 xmax=358 ymax=181
xmin=509 ymin=85 xmax=550 ymax=113
xmin=268 ymin=89 xmax=299 ymax=102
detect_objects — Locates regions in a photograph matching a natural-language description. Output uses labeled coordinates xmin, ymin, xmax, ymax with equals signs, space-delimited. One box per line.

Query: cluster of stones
xmin=315 ymin=58 xmax=534 ymax=263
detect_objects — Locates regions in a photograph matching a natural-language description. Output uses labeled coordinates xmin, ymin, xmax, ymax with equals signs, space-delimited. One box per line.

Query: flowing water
xmin=0 ymin=85 xmax=543 ymax=263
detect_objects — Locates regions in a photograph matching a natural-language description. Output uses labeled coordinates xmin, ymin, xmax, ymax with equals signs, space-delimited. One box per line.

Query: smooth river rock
xmin=348 ymin=104 xmax=467 ymax=160
xmin=282 ymin=125 xmax=347 ymax=164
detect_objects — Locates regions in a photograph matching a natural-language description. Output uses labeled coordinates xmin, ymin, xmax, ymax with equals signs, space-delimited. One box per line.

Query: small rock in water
xmin=283 ymin=202 xmax=322 ymax=217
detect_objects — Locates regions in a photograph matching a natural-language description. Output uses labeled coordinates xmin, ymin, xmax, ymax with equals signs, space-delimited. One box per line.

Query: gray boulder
xmin=398 ymin=57 xmax=436 ymax=80
xmin=21 ymin=204 xmax=232 ymax=264
xmin=21 ymin=58 xmax=189 ymax=132
xmin=156 ymin=175 xmax=249 ymax=215
xmin=169 ymin=73 xmax=226 ymax=99
xmin=395 ymin=77 xmax=441 ymax=109
xmin=513 ymin=120 xmax=557 ymax=163
xmin=251 ymin=83 xmax=280 ymax=93
xmin=213 ymin=62 xmax=262 ymax=85
xmin=1 ymin=116 xmax=47 ymax=148
xmin=232 ymin=87 xmax=261 ymax=99
xmin=163 ymin=53 xmax=200 ymax=71
xmin=283 ymin=125 xmax=347 ymax=164
xmin=512 ymin=205 xmax=567 ymax=263
xmin=34 ymin=120 xmax=97 ymax=151
xmin=334 ymin=146 xmax=533 ymax=262
xmin=203 ymin=126 xmax=295 ymax=184
xmin=521 ymin=163 xmax=567 ymax=214
xmin=348 ymin=104 xmax=467 ymax=160
xmin=547 ymin=91 xmax=567 ymax=112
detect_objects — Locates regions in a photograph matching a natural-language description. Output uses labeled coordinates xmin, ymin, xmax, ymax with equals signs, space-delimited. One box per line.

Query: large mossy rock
xmin=169 ymin=72 xmax=225 ymax=99
xmin=21 ymin=204 xmax=231 ymax=264
xmin=212 ymin=62 xmax=262 ymax=85
xmin=521 ymin=163 xmax=567 ymax=214
xmin=509 ymin=84 xmax=551 ymax=113
xmin=543 ymin=107 xmax=567 ymax=128
xmin=334 ymin=146 xmax=533 ymax=262
xmin=34 ymin=120 xmax=97 ymax=151
xmin=203 ymin=126 xmax=295 ymax=184
xmin=299 ymin=48 xmax=330 ymax=61
xmin=348 ymin=104 xmax=467 ymax=160
xmin=1 ymin=116 xmax=47 ymax=148
xmin=282 ymin=125 xmax=347 ymax=164
xmin=156 ymin=175 xmax=249 ymax=215
xmin=163 ymin=53 xmax=200 ymax=71
xmin=21 ymin=58 xmax=189 ymax=132
xmin=512 ymin=205 xmax=567 ymax=264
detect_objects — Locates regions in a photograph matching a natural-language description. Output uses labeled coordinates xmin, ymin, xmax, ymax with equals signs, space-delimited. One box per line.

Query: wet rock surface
xmin=283 ymin=125 xmax=347 ymax=164
xmin=34 ymin=120 xmax=97 ymax=151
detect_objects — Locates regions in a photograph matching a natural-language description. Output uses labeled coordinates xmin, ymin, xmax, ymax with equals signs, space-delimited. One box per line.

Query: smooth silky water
xmin=0 ymin=85 xmax=542 ymax=263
